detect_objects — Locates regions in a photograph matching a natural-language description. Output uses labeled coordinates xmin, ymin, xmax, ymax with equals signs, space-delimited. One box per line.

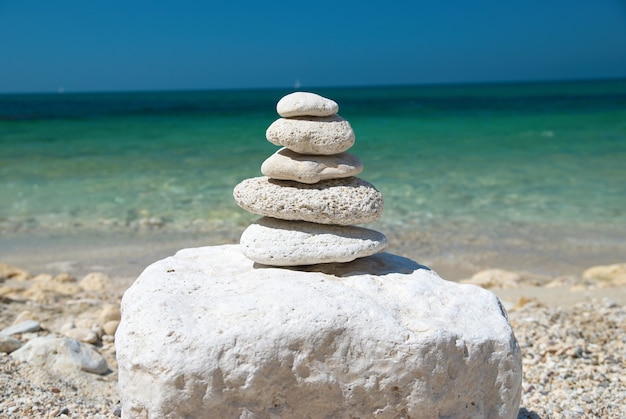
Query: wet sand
xmin=2 ymin=219 xmax=625 ymax=285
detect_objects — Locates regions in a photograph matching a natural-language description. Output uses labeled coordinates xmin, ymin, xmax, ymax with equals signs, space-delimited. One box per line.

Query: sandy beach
xmin=1 ymin=232 xmax=625 ymax=418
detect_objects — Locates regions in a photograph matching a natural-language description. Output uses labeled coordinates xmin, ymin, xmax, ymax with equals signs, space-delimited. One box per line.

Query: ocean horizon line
xmin=1 ymin=76 xmax=625 ymax=97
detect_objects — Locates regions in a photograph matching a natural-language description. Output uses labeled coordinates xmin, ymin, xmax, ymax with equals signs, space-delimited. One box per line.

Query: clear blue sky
xmin=1 ymin=0 xmax=625 ymax=93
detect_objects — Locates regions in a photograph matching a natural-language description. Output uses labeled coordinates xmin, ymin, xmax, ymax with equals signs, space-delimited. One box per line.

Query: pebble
xmin=103 ymin=320 xmax=120 ymax=336
xmin=460 ymin=268 xmax=522 ymax=289
xmin=1 ymin=261 xmax=626 ymax=417
xmin=98 ymin=304 xmax=121 ymax=326
xmin=0 ymin=335 xmax=23 ymax=353
xmin=276 ymin=91 xmax=339 ymax=117
xmin=234 ymin=176 xmax=384 ymax=225
xmin=266 ymin=115 xmax=355 ymax=155
xmin=240 ymin=217 xmax=388 ymax=265
xmin=510 ymin=300 xmax=626 ymax=418
xmin=22 ymin=274 xmax=82 ymax=300
xmin=11 ymin=310 xmax=36 ymax=325
xmin=80 ymin=272 xmax=111 ymax=292
xmin=0 ymin=320 xmax=41 ymax=336
xmin=261 ymin=148 xmax=363 ymax=184
xmin=64 ymin=327 xmax=99 ymax=344
xmin=11 ymin=336 xmax=109 ymax=374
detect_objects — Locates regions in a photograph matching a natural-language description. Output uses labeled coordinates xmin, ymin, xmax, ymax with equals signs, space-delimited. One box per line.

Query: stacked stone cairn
xmin=233 ymin=92 xmax=388 ymax=266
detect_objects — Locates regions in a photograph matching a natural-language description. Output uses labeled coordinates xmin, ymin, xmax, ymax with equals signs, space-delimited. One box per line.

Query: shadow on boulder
xmin=254 ymin=252 xmax=430 ymax=277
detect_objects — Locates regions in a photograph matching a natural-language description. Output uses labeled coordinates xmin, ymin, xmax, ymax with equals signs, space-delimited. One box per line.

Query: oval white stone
xmin=276 ymin=92 xmax=339 ymax=117
xmin=240 ymin=217 xmax=388 ymax=266
xmin=261 ymin=148 xmax=363 ymax=184
xmin=233 ymin=176 xmax=383 ymax=225
xmin=266 ymin=115 xmax=355 ymax=155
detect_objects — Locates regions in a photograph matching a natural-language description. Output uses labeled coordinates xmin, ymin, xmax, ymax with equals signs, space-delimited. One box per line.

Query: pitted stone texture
xmin=261 ymin=148 xmax=363 ymax=184
xmin=116 ymin=245 xmax=522 ymax=418
xmin=266 ymin=115 xmax=355 ymax=155
xmin=240 ymin=217 xmax=387 ymax=265
xmin=233 ymin=176 xmax=383 ymax=225
xmin=277 ymin=92 xmax=339 ymax=117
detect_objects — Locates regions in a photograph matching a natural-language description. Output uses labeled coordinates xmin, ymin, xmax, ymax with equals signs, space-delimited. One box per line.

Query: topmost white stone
xmin=277 ymin=92 xmax=339 ymax=117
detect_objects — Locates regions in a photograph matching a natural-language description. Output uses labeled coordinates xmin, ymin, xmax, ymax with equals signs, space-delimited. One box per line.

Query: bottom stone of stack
xmin=240 ymin=217 xmax=388 ymax=266
xmin=116 ymin=245 xmax=522 ymax=418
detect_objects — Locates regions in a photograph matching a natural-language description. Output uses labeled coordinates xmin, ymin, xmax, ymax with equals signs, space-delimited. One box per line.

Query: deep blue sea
xmin=1 ymin=80 xmax=625 ymax=278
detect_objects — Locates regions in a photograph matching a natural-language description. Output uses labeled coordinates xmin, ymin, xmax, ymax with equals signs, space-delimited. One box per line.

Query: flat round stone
xmin=266 ymin=115 xmax=355 ymax=155
xmin=261 ymin=148 xmax=363 ymax=184
xmin=240 ymin=217 xmax=388 ymax=266
xmin=233 ymin=176 xmax=383 ymax=225
xmin=276 ymin=92 xmax=339 ymax=117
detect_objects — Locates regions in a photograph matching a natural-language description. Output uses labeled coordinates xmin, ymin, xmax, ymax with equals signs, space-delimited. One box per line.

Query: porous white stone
xmin=11 ymin=336 xmax=108 ymax=375
xmin=266 ymin=115 xmax=355 ymax=155
xmin=233 ymin=176 xmax=383 ymax=225
xmin=117 ymin=245 xmax=522 ymax=418
xmin=261 ymin=147 xmax=363 ymax=184
xmin=276 ymin=92 xmax=339 ymax=117
xmin=240 ymin=217 xmax=387 ymax=265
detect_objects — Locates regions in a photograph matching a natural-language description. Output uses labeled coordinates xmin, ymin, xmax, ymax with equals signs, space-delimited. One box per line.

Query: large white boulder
xmin=116 ymin=245 xmax=522 ymax=418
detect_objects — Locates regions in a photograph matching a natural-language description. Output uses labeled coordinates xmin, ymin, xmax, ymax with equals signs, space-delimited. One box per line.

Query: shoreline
xmin=3 ymin=218 xmax=625 ymax=275
xmin=2 ymin=223 xmax=625 ymax=308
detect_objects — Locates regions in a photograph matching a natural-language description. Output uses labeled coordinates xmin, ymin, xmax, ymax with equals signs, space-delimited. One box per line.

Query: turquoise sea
xmin=1 ymin=80 xmax=626 ymax=278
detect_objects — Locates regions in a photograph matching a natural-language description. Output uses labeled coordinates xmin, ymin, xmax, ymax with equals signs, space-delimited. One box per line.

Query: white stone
xmin=240 ymin=217 xmax=388 ymax=265
xmin=261 ymin=147 xmax=363 ymax=184
xmin=116 ymin=245 xmax=522 ymax=418
xmin=11 ymin=336 xmax=109 ymax=375
xmin=0 ymin=335 xmax=23 ymax=354
xmin=266 ymin=115 xmax=355 ymax=155
xmin=98 ymin=304 xmax=121 ymax=326
xmin=0 ymin=320 xmax=41 ymax=336
xmin=276 ymin=92 xmax=339 ymax=117
xmin=103 ymin=320 xmax=120 ymax=336
xmin=64 ymin=327 xmax=99 ymax=344
xmin=233 ymin=176 xmax=383 ymax=225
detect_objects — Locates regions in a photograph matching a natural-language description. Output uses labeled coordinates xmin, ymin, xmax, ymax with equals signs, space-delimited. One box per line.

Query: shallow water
xmin=1 ymin=81 xmax=625 ymax=279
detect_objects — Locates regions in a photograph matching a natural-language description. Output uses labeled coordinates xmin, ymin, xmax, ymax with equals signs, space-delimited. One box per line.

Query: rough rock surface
xmin=277 ymin=92 xmax=338 ymax=117
xmin=266 ymin=115 xmax=355 ymax=155
xmin=261 ymin=148 xmax=363 ymax=184
xmin=240 ymin=217 xmax=388 ymax=265
xmin=116 ymin=244 xmax=522 ymax=418
xmin=233 ymin=176 xmax=384 ymax=225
